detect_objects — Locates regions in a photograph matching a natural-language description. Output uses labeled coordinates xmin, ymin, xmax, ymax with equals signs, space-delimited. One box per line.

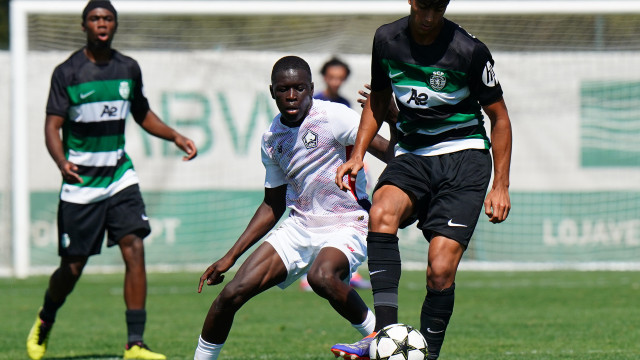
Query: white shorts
xmin=265 ymin=216 xmax=367 ymax=289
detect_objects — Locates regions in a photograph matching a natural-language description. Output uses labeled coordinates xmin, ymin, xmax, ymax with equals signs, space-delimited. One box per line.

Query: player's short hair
xmin=271 ymin=56 xmax=312 ymax=84
xmin=320 ymin=57 xmax=351 ymax=78
xmin=415 ymin=0 xmax=450 ymax=9
xmin=82 ymin=0 xmax=118 ymax=23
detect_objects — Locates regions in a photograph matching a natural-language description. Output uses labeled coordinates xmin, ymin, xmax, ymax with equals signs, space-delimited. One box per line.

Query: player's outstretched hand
xmin=484 ymin=185 xmax=511 ymax=223
xmin=335 ymin=158 xmax=364 ymax=192
xmin=58 ymin=160 xmax=83 ymax=184
xmin=198 ymin=256 xmax=234 ymax=293
xmin=175 ymin=135 xmax=198 ymax=161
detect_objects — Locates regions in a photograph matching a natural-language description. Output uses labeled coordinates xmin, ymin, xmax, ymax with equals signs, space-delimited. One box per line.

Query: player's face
xmin=82 ymin=8 xmax=117 ymax=47
xmin=408 ymin=0 xmax=447 ymax=43
xmin=270 ymin=69 xmax=314 ymax=124
xmin=324 ymin=65 xmax=348 ymax=96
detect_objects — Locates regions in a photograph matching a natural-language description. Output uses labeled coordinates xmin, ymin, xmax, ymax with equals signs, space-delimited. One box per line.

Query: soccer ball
xmin=369 ymin=323 xmax=428 ymax=360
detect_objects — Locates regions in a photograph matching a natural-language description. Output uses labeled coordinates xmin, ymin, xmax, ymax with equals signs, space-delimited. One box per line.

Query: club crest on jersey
xmin=302 ymin=129 xmax=318 ymax=149
xmin=429 ymin=71 xmax=447 ymax=91
xmin=119 ymin=81 xmax=131 ymax=99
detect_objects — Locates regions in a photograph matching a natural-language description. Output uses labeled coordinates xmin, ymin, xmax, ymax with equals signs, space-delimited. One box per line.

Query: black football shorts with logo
xmin=57 ymin=184 xmax=151 ymax=257
xmin=374 ymin=149 xmax=491 ymax=247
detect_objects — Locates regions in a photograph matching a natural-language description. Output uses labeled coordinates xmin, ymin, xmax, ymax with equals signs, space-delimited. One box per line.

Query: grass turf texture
xmin=2 ymin=270 xmax=639 ymax=359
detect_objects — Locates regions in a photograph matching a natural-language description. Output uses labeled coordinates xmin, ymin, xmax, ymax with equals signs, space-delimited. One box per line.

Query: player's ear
xmin=310 ymin=82 xmax=314 ymax=96
xmin=269 ymin=85 xmax=275 ymax=99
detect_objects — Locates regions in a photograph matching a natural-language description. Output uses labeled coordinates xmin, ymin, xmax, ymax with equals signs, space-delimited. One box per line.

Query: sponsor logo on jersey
xmin=429 ymin=71 xmax=447 ymax=91
xmin=407 ymin=88 xmax=428 ymax=106
xmin=302 ymin=129 xmax=318 ymax=149
xmin=482 ymin=61 xmax=499 ymax=87
xmin=119 ymin=81 xmax=131 ymax=99
xmin=101 ymin=105 xmax=119 ymax=117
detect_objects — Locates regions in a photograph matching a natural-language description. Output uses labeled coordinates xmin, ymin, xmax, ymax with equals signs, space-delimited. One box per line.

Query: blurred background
xmin=2 ymin=0 xmax=640 ymax=277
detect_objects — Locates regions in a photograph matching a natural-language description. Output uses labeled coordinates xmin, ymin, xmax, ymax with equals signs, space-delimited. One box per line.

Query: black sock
xmin=40 ymin=290 xmax=64 ymax=323
xmin=126 ymin=309 xmax=146 ymax=344
xmin=420 ymin=284 xmax=455 ymax=360
xmin=367 ymin=232 xmax=401 ymax=331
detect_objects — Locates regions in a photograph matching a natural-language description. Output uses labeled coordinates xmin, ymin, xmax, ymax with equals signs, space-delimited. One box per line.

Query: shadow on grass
xmin=47 ymin=355 xmax=121 ymax=360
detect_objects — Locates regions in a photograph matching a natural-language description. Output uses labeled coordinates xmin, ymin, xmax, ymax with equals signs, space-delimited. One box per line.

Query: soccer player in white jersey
xmin=27 ymin=2 xmax=197 ymax=360
xmin=193 ymin=56 xmax=394 ymax=360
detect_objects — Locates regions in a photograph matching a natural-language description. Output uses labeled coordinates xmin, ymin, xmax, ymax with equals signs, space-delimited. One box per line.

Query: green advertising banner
xmin=30 ymin=191 xmax=640 ymax=269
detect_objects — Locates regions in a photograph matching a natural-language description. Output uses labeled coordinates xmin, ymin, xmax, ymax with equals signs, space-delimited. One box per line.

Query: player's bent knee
xmin=306 ymin=270 xmax=332 ymax=294
xmin=368 ymin=204 xmax=402 ymax=230
xmin=217 ymin=280 xmax=256 ymax=310
xmin=426 ymin=266 xmax=456 ymax=290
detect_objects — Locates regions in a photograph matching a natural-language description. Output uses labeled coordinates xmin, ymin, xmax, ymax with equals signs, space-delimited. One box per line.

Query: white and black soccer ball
xmin=369 ymin=323 xmax=428 ymax=360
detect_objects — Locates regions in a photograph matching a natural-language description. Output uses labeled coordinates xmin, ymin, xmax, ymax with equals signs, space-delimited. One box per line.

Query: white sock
xmin=194 ymin=335 xmax=224 ymax=360
xmin=352 ymin=309 xmax=376 ymax=336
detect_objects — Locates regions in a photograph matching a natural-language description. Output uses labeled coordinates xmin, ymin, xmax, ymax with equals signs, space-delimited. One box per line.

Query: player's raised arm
xmin=137 ymin=109 xmax=198 ymax=161
xmin=336 ymin=86 xmax=393 ymax=191
xmin=198 ymin=184 xmax=287 ymax=292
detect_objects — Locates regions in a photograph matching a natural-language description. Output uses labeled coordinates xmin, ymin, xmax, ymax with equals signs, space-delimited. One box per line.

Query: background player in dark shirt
xmin=27 ymin=2 xmax=197 ymax=360
xmin=313 ymin=57 xmax=352 ymax=108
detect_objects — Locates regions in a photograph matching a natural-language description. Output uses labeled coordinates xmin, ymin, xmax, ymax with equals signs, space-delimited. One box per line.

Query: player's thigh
xmin=57 ymin=200 xmax=108 ymax=257
xmin=105 ymin=184 xmax=151 ymax=247
xmin=311 ymin=226 xmax=367 ymax=283
xmin=372 ymin=154 xmax=431 ymax=230
xmin=264 ymin=217 xmax=330 ymax=288
xmin=227 ymin=242 xmax=288 ymax=296
xmin=308 ymin=247 xmax=351 ymax=282
xmin=370 ymin=184 xmax=415 ymax=232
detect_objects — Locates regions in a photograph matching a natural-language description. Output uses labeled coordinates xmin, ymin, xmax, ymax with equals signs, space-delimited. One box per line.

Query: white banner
xmin=3 ymin=50 xmax=640 ymax=193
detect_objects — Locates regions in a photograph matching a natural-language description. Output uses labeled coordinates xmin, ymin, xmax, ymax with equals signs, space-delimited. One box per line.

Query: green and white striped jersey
xmin=371 ymin=17 xmax=503 ymax=156
xmin=46 ymin=48 xmax=150 ymax=204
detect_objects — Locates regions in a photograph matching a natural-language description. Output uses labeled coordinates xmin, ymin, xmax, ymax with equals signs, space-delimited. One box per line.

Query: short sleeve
xmin=129 ymin=61 xmax=151 ymax=123
xmin=468 ymin=42 xmax=503 ymax=106
xmin=370 ymin=31 xmax=391 ymax=92
xmin=45 ymin=66 xmax=69 ymax=117
xmin=329 ymin=104 xmax=361 ymax=146
xmin=261 ymin=136 xmax=287 ymax=188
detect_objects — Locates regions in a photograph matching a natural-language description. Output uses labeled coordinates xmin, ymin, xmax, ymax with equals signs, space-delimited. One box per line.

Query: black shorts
xmin=57 ymin=184 xmax=151 ymax=257
xmin=374 ymin=149 xmax=492 ymax=247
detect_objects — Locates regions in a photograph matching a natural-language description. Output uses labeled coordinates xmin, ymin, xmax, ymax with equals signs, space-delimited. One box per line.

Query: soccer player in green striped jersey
xmin=333 ymin=0 xmax=512 ymax=359
xmin=27 ymin=2 xmax=197 ymax=360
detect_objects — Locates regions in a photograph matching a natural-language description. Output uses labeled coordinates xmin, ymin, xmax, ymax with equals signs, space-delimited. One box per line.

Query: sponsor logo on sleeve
xmin=482 ymin=61 xmax=499 ymax=87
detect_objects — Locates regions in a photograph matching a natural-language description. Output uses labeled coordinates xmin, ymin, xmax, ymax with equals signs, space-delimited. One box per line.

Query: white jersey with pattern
xmin=261 ymin=99 xmax=369 ymax=232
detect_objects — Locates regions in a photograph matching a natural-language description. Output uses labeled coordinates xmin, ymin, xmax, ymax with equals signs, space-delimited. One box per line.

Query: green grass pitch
xmin=2 ymin=270 xmax=639 ymax=359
